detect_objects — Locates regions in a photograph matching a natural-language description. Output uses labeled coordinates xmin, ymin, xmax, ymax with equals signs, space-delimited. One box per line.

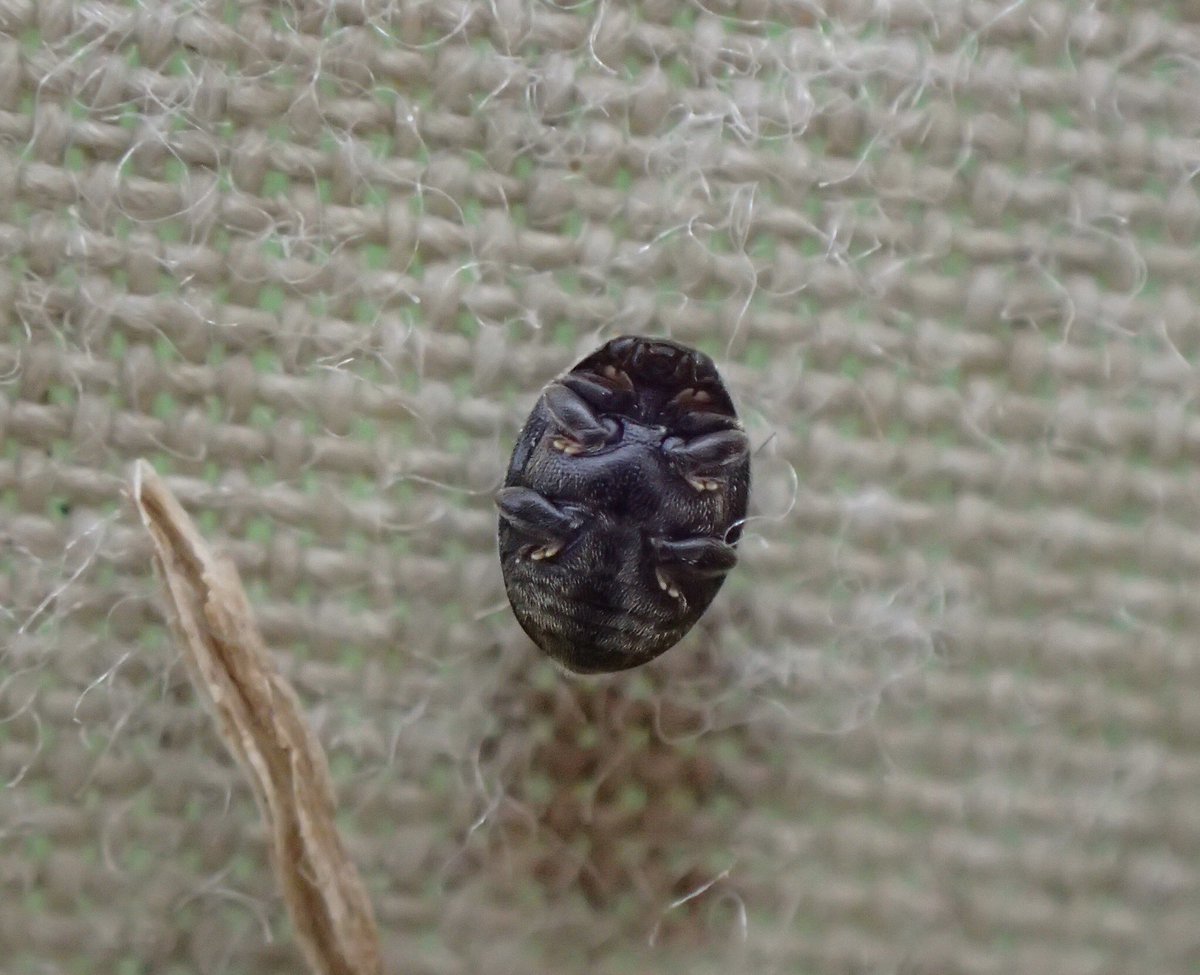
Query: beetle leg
xmin=650 ymin=535 xmax=737 ymax=610
xmin=496 ymin=487 xmax=584 ymax=560
xmin=650 ymin=535 xmax=738 ymax=578
xmin=544 ymin=381 xmax=620 ymax=454
xmin=559 ymin=369 xmax=634 ymax=414
xmin=663 ymin=429 xmax=749 ymax=491
xmin=665 ymin=386 xmax=739 ymax=436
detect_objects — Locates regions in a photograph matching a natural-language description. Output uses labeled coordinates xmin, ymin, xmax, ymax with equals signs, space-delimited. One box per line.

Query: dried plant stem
xmin=130 ymin=461 xmax=383 ymax=975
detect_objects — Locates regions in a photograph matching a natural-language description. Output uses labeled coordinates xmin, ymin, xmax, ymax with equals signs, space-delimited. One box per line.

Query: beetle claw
xmin=600 ymin=364 xmax=634 ymax=391
xmin=655 ymin=567 xmax=686 ymax=605
xmin=552 ymin=436 xmax=586 ymax=455
xmin=667 ymin=386 xmax=713 ymax=410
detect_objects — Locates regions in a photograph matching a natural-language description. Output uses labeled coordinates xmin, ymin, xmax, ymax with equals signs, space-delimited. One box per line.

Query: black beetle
xmin=496 ymin=335 xmax=750 ymax=673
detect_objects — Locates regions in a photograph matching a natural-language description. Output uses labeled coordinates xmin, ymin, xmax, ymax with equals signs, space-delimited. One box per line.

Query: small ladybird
xmin=497 ymin=335 xmax=750 ymax=673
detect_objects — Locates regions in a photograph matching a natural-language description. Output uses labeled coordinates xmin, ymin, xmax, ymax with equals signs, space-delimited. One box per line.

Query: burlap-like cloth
xmin=3 ymin=2 xmax=1199 ymax=973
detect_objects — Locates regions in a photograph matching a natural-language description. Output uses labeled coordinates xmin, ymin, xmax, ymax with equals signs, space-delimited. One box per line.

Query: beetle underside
xmin=498 ymin=336 xmax=751 ymax=674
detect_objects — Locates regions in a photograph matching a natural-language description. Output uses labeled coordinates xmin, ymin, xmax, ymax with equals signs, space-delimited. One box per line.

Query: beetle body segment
xmin=498 ymin=336 xmax=750 ymax=673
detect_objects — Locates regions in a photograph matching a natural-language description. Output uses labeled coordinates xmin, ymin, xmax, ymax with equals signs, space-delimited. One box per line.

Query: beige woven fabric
xmin=3 ymin=1 xmax=1199 ymax=972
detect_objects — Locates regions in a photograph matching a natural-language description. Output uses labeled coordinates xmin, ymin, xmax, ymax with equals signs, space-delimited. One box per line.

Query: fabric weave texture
xmin=2 ymin=1 xmax=1199 ymax=973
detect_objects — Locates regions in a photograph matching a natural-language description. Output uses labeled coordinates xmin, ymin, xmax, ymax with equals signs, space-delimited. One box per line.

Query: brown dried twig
xmin=130 ymin=460 xmax=383 ymax=975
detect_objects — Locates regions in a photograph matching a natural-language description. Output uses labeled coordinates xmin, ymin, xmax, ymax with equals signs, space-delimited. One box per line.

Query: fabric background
xmin=2 ymin=1 xmax=1199 ymax=973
